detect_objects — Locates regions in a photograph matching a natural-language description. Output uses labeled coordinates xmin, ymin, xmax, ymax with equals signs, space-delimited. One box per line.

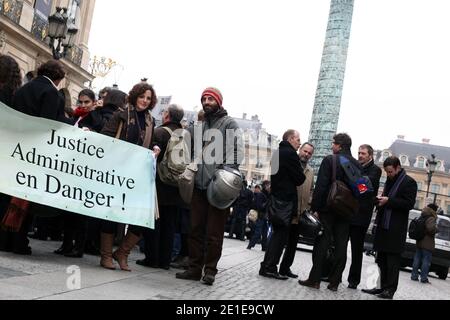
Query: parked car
xmin=364 ymin=209 xmax=450 ymax=280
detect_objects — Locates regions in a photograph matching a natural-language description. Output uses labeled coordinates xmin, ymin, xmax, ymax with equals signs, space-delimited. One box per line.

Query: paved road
xmin=0 ymin=238 xmax=448 ymax=300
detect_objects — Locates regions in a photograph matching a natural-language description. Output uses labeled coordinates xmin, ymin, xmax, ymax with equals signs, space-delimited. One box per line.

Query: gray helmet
xmin=207 ymin=167 xmax=243 ymax=209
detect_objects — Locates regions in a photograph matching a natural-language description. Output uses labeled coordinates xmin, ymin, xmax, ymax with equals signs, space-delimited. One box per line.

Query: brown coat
xmin=417 ymin=207 xmax=438 ymax=252
xmin=292 ymin=164 xmax=314 ymax=225
xmin=101 ymin=105 xmax=154 ymax=148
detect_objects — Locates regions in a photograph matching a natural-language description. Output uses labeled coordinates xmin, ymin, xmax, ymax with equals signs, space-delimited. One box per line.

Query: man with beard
xmin=278 ymin=142 xmax=315 ymax=278
xmin=176 ymin=88 xmax=243 ymax=286
xmin=363 ymin=156 xmax=417 ymax=300
xmin=347 ymin=145 xmax=382 ymax=289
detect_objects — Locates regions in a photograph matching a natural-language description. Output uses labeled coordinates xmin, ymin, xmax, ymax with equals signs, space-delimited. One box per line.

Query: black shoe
xmin=13 ymin=246 xmax=32 ymax=255
xmin=265 ymin=271 xmax=289 ymax=280
xmin=279 ymin=270 xmax=299 ymax=279
xmin=327 ymin=283 xmax=339 ymax=292
xmin=298 ymin=279 xmax=320 ymax=289
xmin=136 ymin=259 xmax=158 ymax=268
xmin=64 ymin=249 xmax=84 ymax=258
xmin=176 ymin=270 xmax=202 ymax=281
xmin=377 ymin=290 xmax=394 ymax=300
xmin=54 ymin=245 xmax=74 ymax=255
xmin=348 ymin=283 xmax=358 ymax=290
xmin=202 ymin=274 xmax=215 ymax=286
xmin=362 ymin=288 xmax=383 ymax=295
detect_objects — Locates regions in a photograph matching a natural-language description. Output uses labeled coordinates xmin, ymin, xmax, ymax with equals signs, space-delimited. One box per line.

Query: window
xmin=417 ymin=182 xmax=423 ymax=191
xmin=382 ymin=152 xmax=390 ymax=161
xmin=415 ymin=200 xmax=422 ymax=210
xmin=447 ymin=205 xmax=450 ymax=215
xmin=417 ymin=157 xmax=425 ymax=169
xmin=400 ymin=155 xmax=408 ymax=165
xmin=436 ymin=161 xmax=443 ymax=171
xmin=431 ymin=184 xmax=441 ymax=194
xmin=34 ymin=0 xmax=53 ymax=18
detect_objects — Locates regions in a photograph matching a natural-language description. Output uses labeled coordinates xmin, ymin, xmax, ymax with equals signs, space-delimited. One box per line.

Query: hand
xmin=96 ymin=99 xmax=104 ymax=108
xmin=313 ymin=212 xmax=320 ymax=219
xmin=377 ymin=196 xmax=389 ymax=207
xmin=153 ymin=146 xmax=161 ymax=157
xmin=81 ymin=127 xmax=91 ymax=131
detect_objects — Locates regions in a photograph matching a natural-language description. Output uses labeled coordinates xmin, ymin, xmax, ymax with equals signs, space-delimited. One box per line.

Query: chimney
xmin=397 ymin=135 xmax=405 ymax=140
xmin=422 ymin=138 xmax=430 ymax=144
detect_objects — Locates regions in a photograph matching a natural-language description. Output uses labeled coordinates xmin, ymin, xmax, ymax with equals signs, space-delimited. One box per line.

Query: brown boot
xmin=113 ymin=232 xmax=141 ymax=272
xmin=100 ymin=233 xmax=116 ymax=270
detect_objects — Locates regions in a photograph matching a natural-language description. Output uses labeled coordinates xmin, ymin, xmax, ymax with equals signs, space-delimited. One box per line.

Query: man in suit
xmin=13 ymin=59 xmax=72 ymax=124
xmin=363 ymin=156 xmax=417 ymax=300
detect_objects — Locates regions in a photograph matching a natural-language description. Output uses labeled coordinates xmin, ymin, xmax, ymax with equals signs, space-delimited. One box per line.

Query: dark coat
xmin=374 ymin=170 xmax=418 ymax=254
xmin=351 ymin=160 xmax=382 ymax=227
xmin=77 ymin=103 xmax=118 ymax=133
xmin=270 ymin=141 xmax=305 ymax=202
xmin=12 ymin=76 xmax=72 ymax=124
xmin=101 ymin=105 xmax=155 ymax=146
xmin=0 ymin=87 xmax=14 ymax=107
xmin=153 ymin=121 xmax=183 ymax=207
xmin=417 ymin=207 xmax=438 ymax=252
xmin=311 ymin=150 xmax=361 ymax=216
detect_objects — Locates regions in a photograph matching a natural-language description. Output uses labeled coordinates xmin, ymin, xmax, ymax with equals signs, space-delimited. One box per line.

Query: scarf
xmin=73 ymin=107 xmax=90 ymax=118
xmin=380 ymin=169 xmax=407 ymax=230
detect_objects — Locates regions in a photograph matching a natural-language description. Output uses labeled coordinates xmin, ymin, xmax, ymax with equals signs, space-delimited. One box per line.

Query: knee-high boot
xmin=100 ymin=233 xmax=116 ymax=270
xmin=113 ymin=232 xmax=141 ymax=272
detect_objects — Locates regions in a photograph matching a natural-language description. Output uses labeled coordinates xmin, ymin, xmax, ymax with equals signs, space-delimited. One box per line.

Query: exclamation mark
xmin=122 ymin=194 xmax=126 ymax=211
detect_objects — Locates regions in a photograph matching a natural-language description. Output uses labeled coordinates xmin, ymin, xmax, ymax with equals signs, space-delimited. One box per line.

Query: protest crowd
xmin=0 ymin=56 xmax=442 ymax=299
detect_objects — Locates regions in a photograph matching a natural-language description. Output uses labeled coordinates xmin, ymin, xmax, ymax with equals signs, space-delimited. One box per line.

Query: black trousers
xmin=62 ymin=212 xmax=87 ymax=250
xmin=347 ymin=225 xmax=369 ymax=286
xmin=143 ymin=204 xmax=178 ymax=267
xmin=377 ymin=251 xmax=401 ymax=293
xmin=308 ymin=213 xmax=349 ymax=284
xmin=279 ymin=223 xmax=301 ymax=274
xmin=262 ymin=223 xmax=290 ymax=273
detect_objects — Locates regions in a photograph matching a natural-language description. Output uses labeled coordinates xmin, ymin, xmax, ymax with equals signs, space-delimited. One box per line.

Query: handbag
xmin=327 ymin=155 xmax=359 ymax=219
xmin=1 ymin=197 xmax=30 ymax=232
xmin=177 ymin=161 xmax=198 ymax=204
xmin=267 ymin=195 xmax=293 ymax=227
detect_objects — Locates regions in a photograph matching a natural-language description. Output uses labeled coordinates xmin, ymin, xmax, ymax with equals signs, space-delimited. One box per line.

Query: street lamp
xmin=426 ymin=154 xmax=438 ymax=198
xmin=47 ymin=7 xmax=79 ymax=60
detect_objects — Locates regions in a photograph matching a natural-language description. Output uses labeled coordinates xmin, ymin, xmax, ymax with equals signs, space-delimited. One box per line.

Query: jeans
xmin=411 ymin=248 xmax=433 ymax=282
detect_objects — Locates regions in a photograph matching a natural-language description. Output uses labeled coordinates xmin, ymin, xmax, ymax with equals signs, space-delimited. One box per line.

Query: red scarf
xmin=73 ymin=107 xmax=90 ymax=118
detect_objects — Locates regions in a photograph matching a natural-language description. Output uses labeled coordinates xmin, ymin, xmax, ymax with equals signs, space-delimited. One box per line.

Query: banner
xmin=0 ymin=102 xmax=156 ymax=229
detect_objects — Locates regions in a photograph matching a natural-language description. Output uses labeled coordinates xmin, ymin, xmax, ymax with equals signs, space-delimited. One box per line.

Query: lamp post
xmin=47 ymin=7 xmax=79 ymax=60
xmin=426 ymin=154 xmax=438 ymax=199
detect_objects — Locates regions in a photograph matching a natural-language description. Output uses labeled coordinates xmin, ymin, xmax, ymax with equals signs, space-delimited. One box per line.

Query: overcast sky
xmin=88 ymin=0 xmax=449 ymax=154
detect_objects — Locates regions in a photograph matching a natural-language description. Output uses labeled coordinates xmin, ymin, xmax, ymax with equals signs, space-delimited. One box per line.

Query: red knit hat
xmin=201 ymin=87 xmax=223 ymax=107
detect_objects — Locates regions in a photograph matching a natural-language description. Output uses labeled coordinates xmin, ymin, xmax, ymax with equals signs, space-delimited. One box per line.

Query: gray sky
xmin=89 ymin=0 xmax=449 ymax=154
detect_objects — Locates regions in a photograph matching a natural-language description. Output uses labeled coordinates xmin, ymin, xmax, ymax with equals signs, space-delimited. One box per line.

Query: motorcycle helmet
xmin=207 ymin=166 xmax=243 ymax=209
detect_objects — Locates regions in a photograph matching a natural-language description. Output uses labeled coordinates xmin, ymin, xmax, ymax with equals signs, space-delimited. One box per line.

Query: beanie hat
xmin=201 ymin=87 xmax=223 ymax=107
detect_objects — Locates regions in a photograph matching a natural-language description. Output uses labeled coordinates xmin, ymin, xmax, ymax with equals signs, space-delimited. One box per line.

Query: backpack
xmin=157 ymin=127 xmax=191 ymax=187
xmin=339 ymin=156 xmax=374 ymax=198
xmin=408 ymin=216 xmax=430 ymax=241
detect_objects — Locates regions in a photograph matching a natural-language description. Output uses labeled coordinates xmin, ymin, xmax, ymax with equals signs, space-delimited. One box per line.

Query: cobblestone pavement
xmin=0 ymin=237 xmax=448 ymax=300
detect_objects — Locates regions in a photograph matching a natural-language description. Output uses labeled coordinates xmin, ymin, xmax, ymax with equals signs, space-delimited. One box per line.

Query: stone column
xmin=308 ymin=0 xmax=354 ymax=173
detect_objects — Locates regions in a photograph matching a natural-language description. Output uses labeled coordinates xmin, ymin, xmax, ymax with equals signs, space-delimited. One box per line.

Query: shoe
xmin=202 ymin=274 xmax=215 ymax=286
xmin=421 ymin=280 xmax=431 ymax=284
xmin=377 ymin=290 xmax=394 ymax=300
xmin=54 ymin=244 xmax=74 ymax=255
xmin=362 ymin=288 xmax=383 ymax=295
xmin=327 ymin=283 xmax=339 ymax=292
xmin=279 ymin=270 xmax=299 ymax=279
xmin=411 ymin=277 xmax=419 ymax=282
xmin=13 ymin=246 xmax=32 ymax=256
xmin=265 ymin=271 xmax=289 ymax=280
xmin=348 ymin=283 xmax=358 ymax=290
xmin=176 ymin=270 xmax=202 ymax=281
xmin=64 ymin=249 xmax=84 ymax=258
xmin=170 ymin=256 xmax=189 ymax=270
xmin=112 ymin=232 xmax=141 ymax=272
xmin=298 ymin=279 xmax=320 ymax=289
xmin=136 ymin=259 xmax=158 ymax=268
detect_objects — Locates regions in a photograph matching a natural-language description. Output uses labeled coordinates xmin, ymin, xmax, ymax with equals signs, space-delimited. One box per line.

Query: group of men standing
xmin=260 ymin=131 xmax=417 ymax=300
